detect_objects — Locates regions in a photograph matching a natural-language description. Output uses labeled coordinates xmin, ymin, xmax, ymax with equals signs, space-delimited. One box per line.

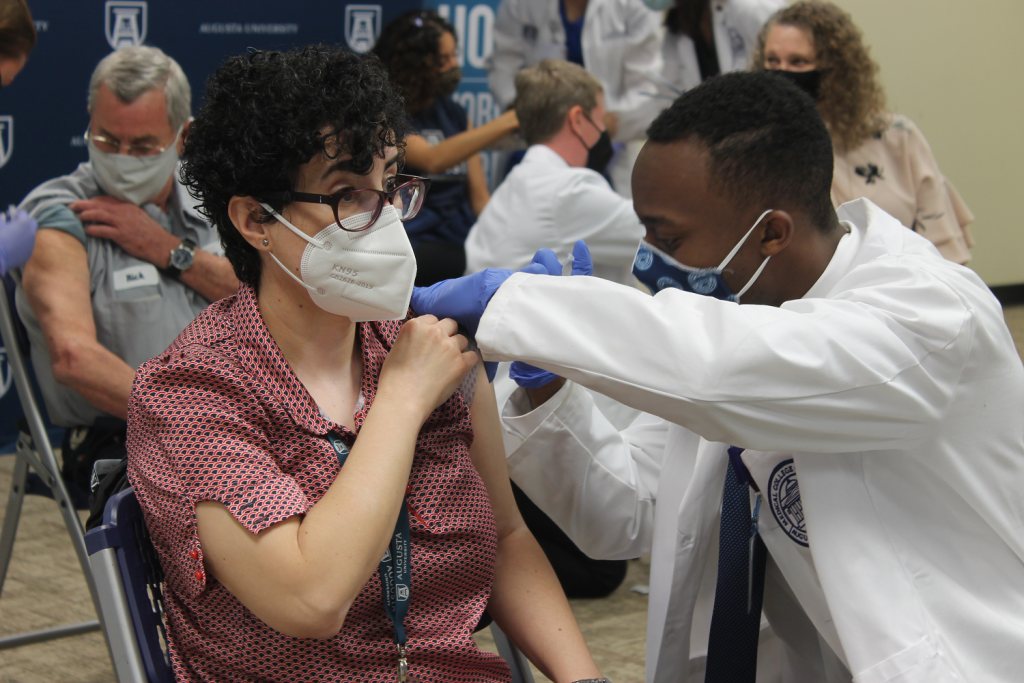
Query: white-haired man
xmin=465 ymin=59 xmax=644 ymax=285
xmin=16 ymin=46 xmax=238 ymax=511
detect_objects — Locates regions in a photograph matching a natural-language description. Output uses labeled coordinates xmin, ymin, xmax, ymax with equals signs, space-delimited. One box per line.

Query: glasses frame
xmin=83 ymin=128 xmax=179 ymax=157
xmin=261 ymin=174 xmax=432 ymax=233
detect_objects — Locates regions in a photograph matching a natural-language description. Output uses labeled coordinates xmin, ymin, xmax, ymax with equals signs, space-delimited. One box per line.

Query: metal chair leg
xmin=0 ymin=450 xmax=28 ymax=591
xmin=0 ymin=288 xmax=110 ymax=656
xmin=490 ymin=622 xmax=536 ymax=683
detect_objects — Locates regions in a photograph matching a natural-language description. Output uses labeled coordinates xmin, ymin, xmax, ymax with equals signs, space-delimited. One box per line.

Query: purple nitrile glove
xmin=411 ymin=262 xmax=550 ymax=335
xmin=568 ymin=239 xmax=594 ymax=276
xmin=508 ymin=361 xmax=560 ymax=389
xmin=411 ymin=261 xmax=552 ymax=382
xmin=508 ymin=240 xmax=594 ymax=388
xmin=0 ymin=208 xmax=38 ymax=275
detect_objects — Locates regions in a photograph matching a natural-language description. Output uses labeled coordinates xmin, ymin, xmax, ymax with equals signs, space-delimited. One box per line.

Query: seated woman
xmin=752 ymin=0 xmax=975 ymax=264
xmin=126 ymin=46 xmax=603 ymax=683
xmin=373 ymin=10 xmax=520 ymax=285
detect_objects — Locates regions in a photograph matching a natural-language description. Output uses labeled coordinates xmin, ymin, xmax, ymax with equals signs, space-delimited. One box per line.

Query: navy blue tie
xmin=705 ymin=447 xmax=767 ymax=683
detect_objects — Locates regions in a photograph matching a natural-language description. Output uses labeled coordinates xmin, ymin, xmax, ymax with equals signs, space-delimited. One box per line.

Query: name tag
xmin=112 ymin=264 xmax=160 ymax=291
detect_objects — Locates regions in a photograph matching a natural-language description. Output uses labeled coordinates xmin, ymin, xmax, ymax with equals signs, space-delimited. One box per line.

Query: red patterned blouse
xmin=127 ymin=284 xmax=511 ymax=682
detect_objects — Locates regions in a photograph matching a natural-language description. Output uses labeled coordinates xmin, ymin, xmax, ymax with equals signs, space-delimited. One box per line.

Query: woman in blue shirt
xmin=374 ymin=11 xmax=519 ymax=285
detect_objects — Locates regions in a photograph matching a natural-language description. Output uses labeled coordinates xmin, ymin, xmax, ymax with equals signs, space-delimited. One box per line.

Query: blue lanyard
xmin=328 ymin=432 xmax=413 ymax=676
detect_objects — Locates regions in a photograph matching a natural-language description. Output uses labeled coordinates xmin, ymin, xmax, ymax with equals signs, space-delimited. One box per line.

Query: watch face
xmin=170 ymin=246 xmax=195 ymax=270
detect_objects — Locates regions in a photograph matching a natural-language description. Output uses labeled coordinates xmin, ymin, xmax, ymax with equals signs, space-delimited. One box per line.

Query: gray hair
xmin=88 ymin=46 xmax=191 ymax=131
xmin=513 ymin=59 xmax=603 ymax=146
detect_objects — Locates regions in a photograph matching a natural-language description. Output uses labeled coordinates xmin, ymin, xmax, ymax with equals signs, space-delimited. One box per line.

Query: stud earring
xmin=262 ymin=239 xmax=269 ymax=247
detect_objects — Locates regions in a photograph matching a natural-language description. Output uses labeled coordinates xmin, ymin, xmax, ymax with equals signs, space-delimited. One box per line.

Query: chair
xmin=0 ymin=274 xmax=110 ymax=653
xmin=86 ymin=487 xmax=537 ymax=683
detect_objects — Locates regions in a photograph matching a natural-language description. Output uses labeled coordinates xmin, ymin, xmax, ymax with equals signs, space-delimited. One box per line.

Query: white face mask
xmin=259 ymin=203 xmax=417 ymax=321
xmin=87 ymin=129 xmax=181 ymax=206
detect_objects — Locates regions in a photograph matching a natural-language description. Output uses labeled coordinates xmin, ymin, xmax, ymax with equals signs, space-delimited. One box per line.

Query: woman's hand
xmin=497 ymin=108 xmax=519 ymax=134
xmin=377 ymin=315 xmax=478 ymax=420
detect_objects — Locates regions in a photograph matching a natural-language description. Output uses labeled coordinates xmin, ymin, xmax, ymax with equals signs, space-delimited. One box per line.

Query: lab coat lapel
xmin=651 ymin=438 xmax=730 ymax=683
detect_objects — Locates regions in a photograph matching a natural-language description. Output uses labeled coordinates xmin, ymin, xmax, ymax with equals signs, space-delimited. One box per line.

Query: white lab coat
xmin=486 ymin=0 xmax=664 ymax=142
xmin=477 ymin=199 xmax=1024 ymax=683
xmin=464 ymin=144 xmax=644 ymax=282
xmin=661 ymin=0 xmax=783 ymax=95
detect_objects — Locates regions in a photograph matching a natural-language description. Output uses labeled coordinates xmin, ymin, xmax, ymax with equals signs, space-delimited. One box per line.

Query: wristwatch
xmin=165 ymin=238 xmax=196 ymax=278
xmin=571 ymin=679 xmax=613 ymax=683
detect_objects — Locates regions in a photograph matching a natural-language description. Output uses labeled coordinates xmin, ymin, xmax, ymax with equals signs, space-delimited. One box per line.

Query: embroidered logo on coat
xmin=768 ymin=459 xmax=808 ymax=546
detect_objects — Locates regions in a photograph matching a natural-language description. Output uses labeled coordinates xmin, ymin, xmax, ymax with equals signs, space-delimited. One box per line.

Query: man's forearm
xmin=53 ymin=341 xmax=135 ymax=420
xmin=178 ymin=250 xmax=239 ymax=302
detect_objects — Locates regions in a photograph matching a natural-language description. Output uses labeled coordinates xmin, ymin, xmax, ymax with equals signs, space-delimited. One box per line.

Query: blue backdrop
xmin=0 ymin=0 xmax=527 ymax=446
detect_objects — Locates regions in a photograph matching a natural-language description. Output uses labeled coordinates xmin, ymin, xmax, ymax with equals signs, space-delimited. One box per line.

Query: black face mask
xmin=586 ymin=130 xmax=614 ymax=173
xmin=435 ymin=66 xmax=462 ymax=99
xmin=575 ymin=115 xmax=614 ymax=173
xmin=770 ymin=69 xmax=823 ymax=101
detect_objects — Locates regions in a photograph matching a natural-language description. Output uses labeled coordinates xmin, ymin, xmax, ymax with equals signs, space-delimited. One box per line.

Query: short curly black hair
xmin=647 ymin=71 xmax=837 ymax=232
xmin=180 ymin=46 xmax=408 ymax=289
xmin=372 ymin=10 xmax=455 ymax=118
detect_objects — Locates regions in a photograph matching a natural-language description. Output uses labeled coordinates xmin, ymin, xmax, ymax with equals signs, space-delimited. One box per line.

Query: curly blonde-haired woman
xmin=751 ymin=0 xmax=975 ymax=264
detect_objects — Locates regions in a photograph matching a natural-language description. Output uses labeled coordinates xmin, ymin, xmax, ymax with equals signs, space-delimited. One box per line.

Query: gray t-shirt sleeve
xmin=35 ymin=203 xmax=86 ymax=246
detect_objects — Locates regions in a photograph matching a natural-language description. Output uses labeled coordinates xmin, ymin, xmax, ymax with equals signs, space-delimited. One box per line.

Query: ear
xmin=565 ymin=104 xmax=586 ymax=137
xmin=178 ymin=118 xmax=192 ymax=155
xmin=228 ymin=196 xmax=275 ymax=252
xmin=759 ymin=210 xmax=795 ymax=257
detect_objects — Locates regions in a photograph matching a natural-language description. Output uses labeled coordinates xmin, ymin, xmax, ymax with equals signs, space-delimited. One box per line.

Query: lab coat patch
xmin=768 ymin=459 xmax=808 ymax=546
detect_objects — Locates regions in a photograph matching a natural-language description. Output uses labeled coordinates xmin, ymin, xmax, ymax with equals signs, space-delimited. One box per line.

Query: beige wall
xmin=833 ymin=0 xmax=1024 ymax=285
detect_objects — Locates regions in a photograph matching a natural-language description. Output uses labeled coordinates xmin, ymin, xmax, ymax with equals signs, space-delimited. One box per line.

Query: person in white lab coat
xmin=465 ymin=59 xmax=644 ymax=284
xmin=486 ymin=0 xmax=664 ymax=194
xmin=655 ymin=0 xmax=784 ymax=95
xmin=412 ymin=72 xmax=1024 ymax=683
xmin=487 ymin=0 xmax=663 ymax=143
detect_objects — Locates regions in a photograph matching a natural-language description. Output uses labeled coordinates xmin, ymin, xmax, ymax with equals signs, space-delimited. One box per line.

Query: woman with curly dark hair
xmin=127 ymin=45 xmax=603 ymax=682
xmin=374 ymin=10 xmax=519 ymax=286
xmin=0 ymin=0 xmax=36 ymax=86
xmin=752 ymin=0 xmax=975 ymax=264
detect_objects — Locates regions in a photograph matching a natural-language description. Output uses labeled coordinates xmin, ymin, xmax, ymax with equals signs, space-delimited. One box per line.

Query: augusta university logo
xmin=345 ymin=5 xmax=381 ymax=54
xmin=105 ymin=1 xmax=148 ymax=50
xmin=0 ymin=116 xmax=12 ymax=169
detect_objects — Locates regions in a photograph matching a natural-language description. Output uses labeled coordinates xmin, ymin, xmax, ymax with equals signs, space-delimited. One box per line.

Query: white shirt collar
xmin=524 ymin=143 xmax=572 ymax=169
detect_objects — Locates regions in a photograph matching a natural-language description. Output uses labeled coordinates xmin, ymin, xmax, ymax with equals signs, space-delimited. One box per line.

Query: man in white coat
xmin=465 ymin=59 xmax=644 ymax=284
xmin=487 ymin=0 xmax=663 ymax=144
xmin=413 ymin=72 xmax=1024 ymax=683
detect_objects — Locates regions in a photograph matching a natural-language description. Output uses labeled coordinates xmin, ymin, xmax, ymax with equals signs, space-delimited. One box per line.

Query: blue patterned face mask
xmin=632 ymin=209 xmax=773 ymax=303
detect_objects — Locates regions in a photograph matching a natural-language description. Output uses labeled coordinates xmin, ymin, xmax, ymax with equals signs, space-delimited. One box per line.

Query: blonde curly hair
xmin=751 ymin=1 xmax=888 ymax=151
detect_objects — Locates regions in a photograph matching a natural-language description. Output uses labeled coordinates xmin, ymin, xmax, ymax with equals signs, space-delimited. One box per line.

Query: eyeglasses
xmin=261 ymin=175 xmax=432 ymax=232
xmin=84 ymin=128 xmax=178 ymax=157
